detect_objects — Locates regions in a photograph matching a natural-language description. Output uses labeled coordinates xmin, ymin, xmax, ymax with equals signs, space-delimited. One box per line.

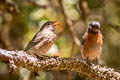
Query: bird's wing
xmin=24 ymin=31 xmax=44 ymax=51
xmin=24 ymin=41 xmax=38 ymax=51
xmin=97 ymin=31 xmax=103 ymax=46
xmin=81 ymin=32 xmax=87 ymax=46
xmin=97 ymin=31 xmax=103 ymax=53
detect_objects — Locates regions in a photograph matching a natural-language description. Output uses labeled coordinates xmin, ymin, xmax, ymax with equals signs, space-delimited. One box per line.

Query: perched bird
xmin=24 ymin=21 xmax=59 ymax=57
xmin=81 ymin=21 xmax=103 ymax=61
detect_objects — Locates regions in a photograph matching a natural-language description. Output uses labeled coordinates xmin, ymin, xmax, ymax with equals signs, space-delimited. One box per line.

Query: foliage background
xmin=0 ymin=0 xmax=120 ymax=80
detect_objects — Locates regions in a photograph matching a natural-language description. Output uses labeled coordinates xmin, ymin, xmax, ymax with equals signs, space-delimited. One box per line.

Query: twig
xmin=102 ymin=12 xmax=120 ymax=32
xmin=58 ymin=0 xmax=82 ymax=53
xmin=0 ymin=0 xmax=19 ymax=14
xmin=70 ymin=41 xmax=75 ymax=57
xmin=26 ymin=0 xmax=47 ymax=9
xmin=0 ymin=48 xmax=120 ymax=80
xmin=66 ymin=41 xmax=75 ymax=80
xmin=78 ymin=0 xmax=89 ymax=22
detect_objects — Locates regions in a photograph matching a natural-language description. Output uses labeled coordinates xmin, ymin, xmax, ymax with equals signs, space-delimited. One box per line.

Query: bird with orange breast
xmin=81 ymin=21 xmax=103 ymax=62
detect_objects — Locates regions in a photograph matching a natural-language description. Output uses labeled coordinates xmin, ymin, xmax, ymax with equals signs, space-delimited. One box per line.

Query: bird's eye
xmin=47 ymin=23 xmax=50 ymax=25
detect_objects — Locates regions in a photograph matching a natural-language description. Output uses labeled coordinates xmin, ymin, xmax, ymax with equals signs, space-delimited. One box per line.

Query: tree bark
xmin=0 ymin=48 xmax=119 ymax=80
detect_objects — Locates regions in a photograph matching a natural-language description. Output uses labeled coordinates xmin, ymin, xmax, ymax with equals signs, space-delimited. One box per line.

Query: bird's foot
xmin=34 ymin=54 xmax=44 ymax=59
xmin=42 ymin=55 xmax=50 ymax=58
xmin=86 ymin=57 xmax=90 ymax=63
xmin=91 ymin=59 xmax=98 ymax=65
xmin=35 ymin=54 xmax=59 ymax=59
xmin=42 ymin=55 xmax=59 ymax=59
xmin=52 ymin=56 xmax=59 ymax=58
xmin=86 ymin=57 xmax=92 ymax=65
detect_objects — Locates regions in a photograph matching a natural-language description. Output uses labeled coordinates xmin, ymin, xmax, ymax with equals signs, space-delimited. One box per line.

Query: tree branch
xmin=78 ymin=0 xmax=88 ymax=22
xmin=26 ymin=0 xmax=47 ymax=9
xmin=0 ymin=0 xmax=19 ymax=15
xmin=0 ymin=48 xmax=120 ymax=80
xmin=58 ymin=0 xmax=82 ymax=52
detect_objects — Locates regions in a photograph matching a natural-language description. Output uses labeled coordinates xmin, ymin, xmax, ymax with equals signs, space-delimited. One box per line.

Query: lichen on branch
xmin=0 ymin=48 xmax=120 ymax=80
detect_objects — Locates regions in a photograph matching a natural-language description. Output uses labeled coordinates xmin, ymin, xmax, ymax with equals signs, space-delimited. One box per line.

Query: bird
xmin=81 ymin=21 xmax=103 ymax=61
xmin=24 ymin=21 xmax=59 ymax=57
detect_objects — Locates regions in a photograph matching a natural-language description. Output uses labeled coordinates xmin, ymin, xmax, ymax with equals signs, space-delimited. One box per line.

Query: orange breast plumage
xmin=81 ymin=31 xmax=102 ymax=60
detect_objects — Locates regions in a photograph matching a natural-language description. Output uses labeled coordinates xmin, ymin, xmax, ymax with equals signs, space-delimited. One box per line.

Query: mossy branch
xmin=0 ymin=48 xmax=120 ymax=80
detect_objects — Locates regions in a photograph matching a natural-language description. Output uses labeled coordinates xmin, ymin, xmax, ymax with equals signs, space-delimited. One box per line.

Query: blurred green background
xmin=0 ymin=0 xmax=120 ymax=80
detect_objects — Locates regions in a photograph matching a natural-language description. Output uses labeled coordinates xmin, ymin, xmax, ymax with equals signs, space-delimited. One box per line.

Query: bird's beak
xmin=53 ymin=21 xmax=59 ymax=27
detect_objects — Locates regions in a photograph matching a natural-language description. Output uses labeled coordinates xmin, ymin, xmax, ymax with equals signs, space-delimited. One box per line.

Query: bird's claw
xmin=86 ymin=57 xmax=92 ymax=65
